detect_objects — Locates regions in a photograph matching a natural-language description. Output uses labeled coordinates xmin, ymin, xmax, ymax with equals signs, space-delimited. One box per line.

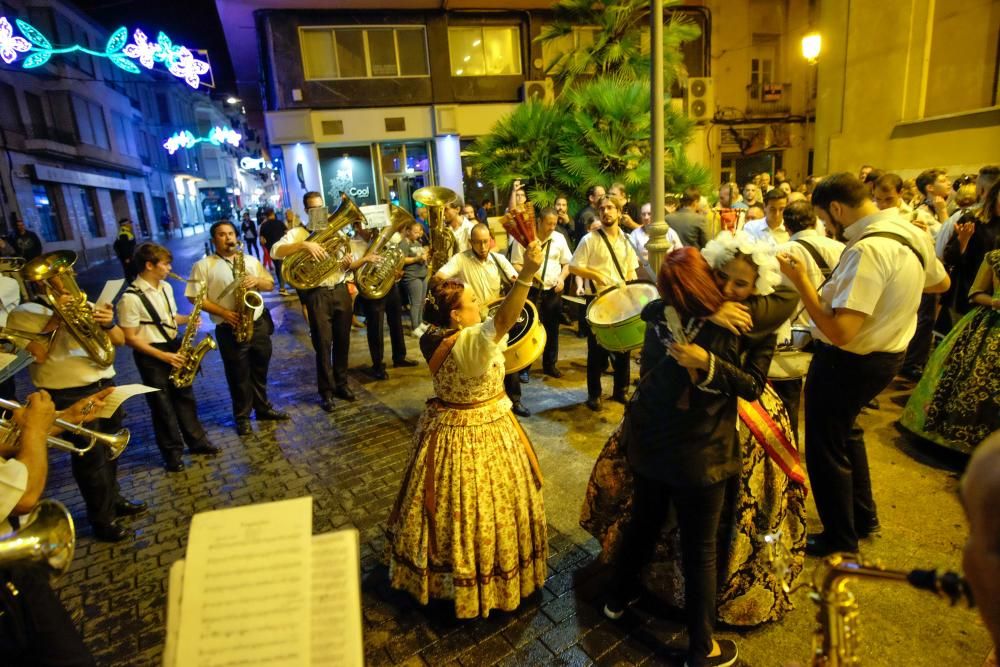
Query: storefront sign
xmin=31 ymin=164 xmax=129 ymax=191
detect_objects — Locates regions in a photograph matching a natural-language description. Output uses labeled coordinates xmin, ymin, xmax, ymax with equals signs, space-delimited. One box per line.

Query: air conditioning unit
xmin=687 ymin=77 xmax=715 ymax=122
xmin=522 ymin=79 xmax=554 ymax=103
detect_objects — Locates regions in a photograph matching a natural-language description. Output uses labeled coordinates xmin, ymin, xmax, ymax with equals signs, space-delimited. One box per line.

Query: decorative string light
xmin=163 ymin=126 xmax=241 ymax=154
xmin=0 ymin=17 xmax=211 ymax=88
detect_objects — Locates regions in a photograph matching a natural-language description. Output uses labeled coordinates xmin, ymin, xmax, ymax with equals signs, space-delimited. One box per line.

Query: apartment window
xmin=300 ymin=26 xmax=428 ymax=80
xmin=156 ymin=93 xmax=171 ymax=124
xmin=24 ymin=92 xmax=46 ymax=133
xmin=924 ymin=0 xmax=1000 ymax=115
xmin=448 ymin=26 xmax=521 ymax=76
xmin=0 ymin=82 xmax=21 ymax=133
xmin=33 ymin=184 xmax=67 ymax=242
xmin=112 ymin=112 xmax=136 ymax=156
xmin=77 ymin=187 xmax=104 ymax=237
xmin=71 ymin=97 xmax=110 ymax=149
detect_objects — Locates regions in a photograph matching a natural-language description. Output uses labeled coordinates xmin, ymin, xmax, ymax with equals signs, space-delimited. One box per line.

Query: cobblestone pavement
xmin=25 ymin=233 xmax=990 ymax=666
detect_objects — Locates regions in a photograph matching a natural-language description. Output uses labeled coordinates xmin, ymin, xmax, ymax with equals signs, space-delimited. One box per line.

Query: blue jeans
xmin=402 ymin=276 xmax=426 ymax=330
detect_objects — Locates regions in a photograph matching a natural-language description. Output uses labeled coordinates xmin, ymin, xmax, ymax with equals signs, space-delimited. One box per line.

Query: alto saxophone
xmin=169 ymin=280 xmax=216 ymax=388
xmin=232 ymin=242 xmax=263 ymax=344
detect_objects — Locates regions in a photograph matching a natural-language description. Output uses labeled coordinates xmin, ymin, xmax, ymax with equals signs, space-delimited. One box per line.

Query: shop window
xmin=77 ymin=187 xmax=104 ymax=238
xmin=33 ymin=184 xmax=67 ymax=242
xmin=448 ymin=26 xmax=522 ymax=76
xmin=300 ymin=26 xmax=428 ymax=80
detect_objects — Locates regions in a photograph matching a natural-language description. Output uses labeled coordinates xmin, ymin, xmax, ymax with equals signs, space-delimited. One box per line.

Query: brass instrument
xmin=283 ymin=193 xmax=364 ymax=290
xmin=766 ymin=535 xmax=974 ymax=666
xmin=412 ymin=186 xmax=458 ymax=276
xmin=0 ymin=257 xmax=25 ymax=272
xmin=0 ymin=325 xmax=56 ymax=346
xmin=169 ymin=280 xmax=216 ymax=388
xmin=232 ymin=242 xmax=263 ymax=344
xmin=0 ymin=499 xmax=75 ymax=577
xmin=355 ymin=204 xmax=418 ymax=300
xmin=21 ymin=251 xmax=115 ymax=367
xmin=0 ymin=397 xmax=130 ymax=460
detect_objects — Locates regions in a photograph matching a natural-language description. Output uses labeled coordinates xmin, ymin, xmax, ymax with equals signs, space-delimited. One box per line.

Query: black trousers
xmin=900 ymin=292 xmax=939 ymax=376
xmin=273 ymin=258 xmax=285 ymax=291
xmin=215 ymin=311 xmax=274 ymax=420
xmin=46 ymin=379 xmax=121 ymax=529
xmin=804 ymin=343 xmax=903 ymax=550
xmin=359 ymin=284 xmax=407 ymax=369
xmin=302 ymin=285 xmax=352 ymax=394
xmin=772 ymin=377 xmax=803 ymax=440
xmin=613 ymin=473 xmax=728 ymax=663
xmin=132 ymin=346 xmax=209 ymax=462
xmin=0 ymin=567 xmax=95 ymax=666
xmin=529 ymin=287 xmax=562 ymax=370
xmin=586 ymin=332 xmax=630 ymax=399
xmin=242 ymin=238 xmax=260 ymax=259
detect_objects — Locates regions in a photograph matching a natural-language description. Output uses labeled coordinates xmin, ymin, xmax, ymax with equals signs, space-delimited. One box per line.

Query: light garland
xmin=163 ymin=126 xmax=242 ymax=154
xmin=0 ymin=18 xmax=211 ymax=88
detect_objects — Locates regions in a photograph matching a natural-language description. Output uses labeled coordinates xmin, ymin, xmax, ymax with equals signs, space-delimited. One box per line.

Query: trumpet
xmin=0 ymin=397 xmax=130 ymax=460
xmin=0 ymin=499 xmax=75 ymax=577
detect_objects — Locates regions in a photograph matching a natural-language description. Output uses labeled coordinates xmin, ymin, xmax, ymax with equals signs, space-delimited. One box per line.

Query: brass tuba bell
xmin=355 ymin=204 xmax=419 ymax=300
xmin=0 ymin=499 xmax=75 ymax=577
xmin=283 ymin=193 xmax=364 ymax=290
xmin=413 ymin=186 xmax=458 ymax=276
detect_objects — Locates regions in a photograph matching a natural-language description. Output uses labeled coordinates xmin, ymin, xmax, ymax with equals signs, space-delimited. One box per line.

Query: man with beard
xmin=776 ymin=173 xmax=949 ymax=556
xmin=554 ymin=195 xmax=574 ymax=247
xmin=569 ymin=196 xmax=638 ymax=411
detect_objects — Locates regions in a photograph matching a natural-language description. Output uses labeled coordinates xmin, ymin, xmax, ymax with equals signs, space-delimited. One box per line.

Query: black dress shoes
xmin=333 ymin=386 xmax=356 ymax=401
xmin=610 ymin=391 xmax=629 ymax=404
xmin=93 ymin=521 xmax=131 ymax=542
xmin=518 ymin=370 xmax=530 ymax=383
xmin=369 ymin=366 xmax=389 ymax=380
xmin=188 ymin=442 xmax=220 ymax=456
xmin=164 ymin=458 xmax=185 ymax=473
xmin=805 ymin=533 xmax=857 ymax=557
xmin=393 ymin=358 xmax=419 ymax=368
xmin=255 ymin=407 xmax=290 ymax=421
xmin=511 ymin=402 xmax=531 ymax=417
xmin=115 ymin=498 xmax=148 ymax=517
xmin=319 ymin=394 xmax=335 ymax=412
xmin=543 ymin=365 xmax=563 ymax=379
xmin=585 ymin=397 xmax=603 ymax=412
xmin=235 ymin=419 xmax=253 ymax=436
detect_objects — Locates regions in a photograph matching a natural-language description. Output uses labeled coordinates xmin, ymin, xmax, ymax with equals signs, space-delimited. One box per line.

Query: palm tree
xmin=537 ymin=0 xmax=700 ymax=92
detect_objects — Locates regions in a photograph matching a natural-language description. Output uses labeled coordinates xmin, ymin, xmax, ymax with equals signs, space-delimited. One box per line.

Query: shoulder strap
xmin=793 ymin=238 xmax=831 ymax=276
xmin=124 ymin=285 xmax=176 ymax=340
xmin=859 ymin=231 xmax=925 ymax=269
xmin=539 ymin=239 xmax=552 ymax=286
xmin=428 ymin=333 xmax=460 ymax=375
xmin=491 ymin=254 xmax=512 ymax=291
xmin=596 ymin=229 xmax=626 ymax=280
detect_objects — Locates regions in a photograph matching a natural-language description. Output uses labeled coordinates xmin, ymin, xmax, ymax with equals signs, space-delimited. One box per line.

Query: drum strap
xmin=597 ymin=229 xmax=626 ymax=281
xmin=793 ymin=238 xmax=830 ymax=277
xmin=539 ymin=239 xmax=552 ymax=288
xmin=491 ymin=253 xmax=512 ymax=295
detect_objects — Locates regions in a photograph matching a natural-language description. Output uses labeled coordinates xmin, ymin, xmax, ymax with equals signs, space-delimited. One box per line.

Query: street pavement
xmin=24 ymin=232 xmax=990 ymax=666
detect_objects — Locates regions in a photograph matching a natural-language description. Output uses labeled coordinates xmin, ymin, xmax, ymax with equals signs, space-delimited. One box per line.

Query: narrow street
xmin=29 ymin=232 xmax=988 ymax=666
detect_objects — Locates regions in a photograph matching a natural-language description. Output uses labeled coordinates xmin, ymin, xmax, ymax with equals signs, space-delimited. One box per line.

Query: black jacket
xmin=626 ymin=298 xmax=779 ymax=487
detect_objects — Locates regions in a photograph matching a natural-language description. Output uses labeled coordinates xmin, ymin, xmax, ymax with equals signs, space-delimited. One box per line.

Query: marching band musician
xmin=510 ymin=207 xmax=572 ymax=378
xmin=269 ymin=191 xmax=370 ymax=413
xmin=187 ymin=221 xmax=289 ymax=436
xmin=7 ymin=282 xmax=144 ymax=542
xmin=569 ymin=195 xmax=639 ymax=412
xmin=0 ymin=388 xmax=113 ymax=666
xmin=118 ymin=243 xmax=217 ymax=472
xmin=0 ymin=268 xmax=21 ymax=400
xmin=349 ymin=219 xmax=418 ymax=380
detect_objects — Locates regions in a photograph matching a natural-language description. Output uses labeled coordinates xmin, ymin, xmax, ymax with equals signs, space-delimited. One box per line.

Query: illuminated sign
xmin=0 ymin=18 xmax=211 ymax=88
xmin=239 ymin=157 xmax=273 ymax=170
xmin=163 ymin=126 xmax=241 ymax=154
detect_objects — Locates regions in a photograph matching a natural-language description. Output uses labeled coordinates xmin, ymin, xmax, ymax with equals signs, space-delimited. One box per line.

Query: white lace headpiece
xmin=701 ymin=230 xmax=781 ymax=296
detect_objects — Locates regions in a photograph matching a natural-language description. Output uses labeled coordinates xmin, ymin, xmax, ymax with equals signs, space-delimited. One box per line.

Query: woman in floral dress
xmin=385 ymin=241 xmax=547 ymax=619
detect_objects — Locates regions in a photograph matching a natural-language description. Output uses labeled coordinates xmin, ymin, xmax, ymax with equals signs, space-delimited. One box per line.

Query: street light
xmin=801 ymin=32 xmax=821 ymax=64
xmin=226 ymin=96 xmax=240 ymax=105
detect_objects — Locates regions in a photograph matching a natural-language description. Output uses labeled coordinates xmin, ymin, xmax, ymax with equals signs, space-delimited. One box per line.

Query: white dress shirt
xmin=743 ymin=217 xmax=790 ymax=245
xmin=449 ymin=218 xmax=475 ymax=254
xmin=0 ymin=455 xmax=27 ymax=532
xmin=437 ymin=250 xmax=517 ymax=309
xmin=776 ymin=229 xmax=846 ymax=330
xmin=0 ymin=275 xmax=19 ymax=328
xmin=570 ymin=227 xmax=639 ymax=287
xmin=117 ymin=276 xmax=180 ymax=344
xmin=187 ymin=252 xmax=270 ymax=325
xmin=269 ymin=225 xmax=353 ymax=288
xmin=629 ymin=225 xmax=682 ymax=264
xmin=510 ymin=233 xmax=572 ymax=289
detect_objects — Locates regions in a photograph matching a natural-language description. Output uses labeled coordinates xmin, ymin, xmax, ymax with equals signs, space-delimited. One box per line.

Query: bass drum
xmin=485 ymin=298 xmax=546 ymax=374
xmin=586 ymin=281 xmax=660 ymax=352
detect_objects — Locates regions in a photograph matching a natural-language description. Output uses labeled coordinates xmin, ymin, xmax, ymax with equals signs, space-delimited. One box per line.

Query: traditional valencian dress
xmin=385 ymin=319 xmax=547 ymax=618
xmin=899 ymin=249 xmax=1000 ymax=454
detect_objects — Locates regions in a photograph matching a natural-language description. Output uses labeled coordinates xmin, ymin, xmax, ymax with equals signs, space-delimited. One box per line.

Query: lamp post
xmin=801 ymin=32 xmax=820 ymax=175
xmin=645 ymin=0 xmax=669 ymax=278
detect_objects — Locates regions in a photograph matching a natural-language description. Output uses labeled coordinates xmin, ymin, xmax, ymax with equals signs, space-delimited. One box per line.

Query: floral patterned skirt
xmin=580 ymin=385 xmax=807 ymax=626
xmin=385 ymin=397 xmax=547 ymax=619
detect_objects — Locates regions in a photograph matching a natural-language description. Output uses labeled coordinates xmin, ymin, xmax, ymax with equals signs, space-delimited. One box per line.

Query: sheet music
xmin=176 ymin=496 xmax=312 ymax=666
xmin=96 ymin=384 xmax=159 ymax=419
xmin=162 ymin=560 xmax=185 ymax=667
xmin=312 ymin=531 xmax=364 ymax=666
xmin=96 ymin=279 xmax=125 ymax=307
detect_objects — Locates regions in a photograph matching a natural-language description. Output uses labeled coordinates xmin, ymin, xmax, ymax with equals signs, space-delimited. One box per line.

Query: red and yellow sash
xmin=738 ymin=396 xmax=806 ymax=485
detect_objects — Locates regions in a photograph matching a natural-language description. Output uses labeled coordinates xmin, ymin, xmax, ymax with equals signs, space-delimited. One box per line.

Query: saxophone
xmin=282 ymin=193 xmax=364 ymax=290
xmin=232 ymin=242 xmax=263 ymax=344
xmin=413 ymin=186 xmax=458 ymax=276
xmin=355 ymin=204 xmax=418 ymax=300
xmin=169 ymin=280 xmax=216 ymax=388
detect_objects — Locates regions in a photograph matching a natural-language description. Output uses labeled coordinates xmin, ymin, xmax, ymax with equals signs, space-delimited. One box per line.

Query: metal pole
xmin=645 ymin=0 xmax=668 ymax=279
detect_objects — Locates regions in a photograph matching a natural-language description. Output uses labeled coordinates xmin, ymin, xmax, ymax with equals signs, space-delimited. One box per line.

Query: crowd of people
xmin=0 ymin=161 xmax=997 ymax=666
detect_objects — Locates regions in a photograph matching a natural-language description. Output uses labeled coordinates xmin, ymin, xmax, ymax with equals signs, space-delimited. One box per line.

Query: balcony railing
xmin=746 ymin=82 xmax=791 ymax=115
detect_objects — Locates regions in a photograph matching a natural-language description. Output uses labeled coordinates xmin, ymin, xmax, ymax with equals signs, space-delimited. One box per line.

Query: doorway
xmin=377 ymin=142 xmax=433 ymax=214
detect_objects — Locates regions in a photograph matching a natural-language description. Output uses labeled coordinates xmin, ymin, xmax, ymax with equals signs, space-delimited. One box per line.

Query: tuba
xmin=283 ymin=193 xmax=364 ymax=290
xmin=21 ymin=251 xmax=115 ymax=367
xmin=413 ymin=186 xmax=458 ymax=276
xmin=0 ymin=499 xmax=75 ymax=577
xmin=232 ymin=243 xmax=263 ymax=344
xmin=169 ymin=279 xmax=216 ymax=388
xmin=355 ymin=204 xmax=417 ymax=300
xmin=0 ymin=257 xmax=25 ymax=273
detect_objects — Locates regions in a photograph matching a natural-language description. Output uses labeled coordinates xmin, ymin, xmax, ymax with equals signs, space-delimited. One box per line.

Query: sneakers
xmin=685 ymin=639 xmax=738 ymax=667
xmin=278 ymin=289 xmax=289 ymax=296
xmin=410 ymin=323 xmax=428 ymax=337
xmin=603 ymin=588 xmax=641 ymax=620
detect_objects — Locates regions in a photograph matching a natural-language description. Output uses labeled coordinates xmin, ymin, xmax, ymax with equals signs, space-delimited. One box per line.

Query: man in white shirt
xmin=742 ymin=189 xmax=790 ymax=245
xmin=435 ymin=223 xmax=531 ymax=417
xmin=569 ymin=196 xmax=639 ymax=411
xmin=0 ymin=273 xmax=20 ymax=400
xmin=188 ymin=220 xmax=288 ymax=435
xmin=777 ymin=173 xmax=950 ymax=557
xmin=630 ymin=202 xmax=681 ymax=280
xmin=913 ymin=168 xmax=952 ymax=242
xmin=444 ymin=200 xmax=474 ymax=254
xmin=511 ymin=207 xmax=572 ymax=377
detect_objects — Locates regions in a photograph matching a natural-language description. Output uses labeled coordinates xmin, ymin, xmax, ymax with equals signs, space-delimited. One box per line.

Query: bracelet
xmin=100 ymin=322 xmax=116 ymax=330
xmin=515 ymin=278 xmax=533 ymax=288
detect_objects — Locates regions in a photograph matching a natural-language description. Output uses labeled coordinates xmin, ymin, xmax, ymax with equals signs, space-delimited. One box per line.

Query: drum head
xmin=587 ymin=281 xmax=659 ymax=327
xmin=485 ymin=298 xmax=538 ymax=345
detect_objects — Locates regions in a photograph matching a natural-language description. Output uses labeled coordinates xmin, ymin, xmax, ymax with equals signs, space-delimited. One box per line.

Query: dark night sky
xmin=69 ymin=0 xmax=237 ymax=96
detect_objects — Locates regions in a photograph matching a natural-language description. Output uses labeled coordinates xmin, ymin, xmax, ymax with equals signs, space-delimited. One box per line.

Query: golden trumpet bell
xmin=0 ymin=499 xmax=75 ymax=577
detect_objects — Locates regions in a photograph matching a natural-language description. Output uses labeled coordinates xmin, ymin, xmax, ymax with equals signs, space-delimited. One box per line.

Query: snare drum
xmin=485 ymin=298 xmax=546 ymax=373
xmin=586 ymin=281 xmax=659 ymax=352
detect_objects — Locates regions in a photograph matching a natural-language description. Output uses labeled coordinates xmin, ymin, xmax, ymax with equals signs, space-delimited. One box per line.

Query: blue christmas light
xmin=163 ymin=126 xmax=242 ymax=154
xmin=0 ymin=17 xmax=211 ymax=88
